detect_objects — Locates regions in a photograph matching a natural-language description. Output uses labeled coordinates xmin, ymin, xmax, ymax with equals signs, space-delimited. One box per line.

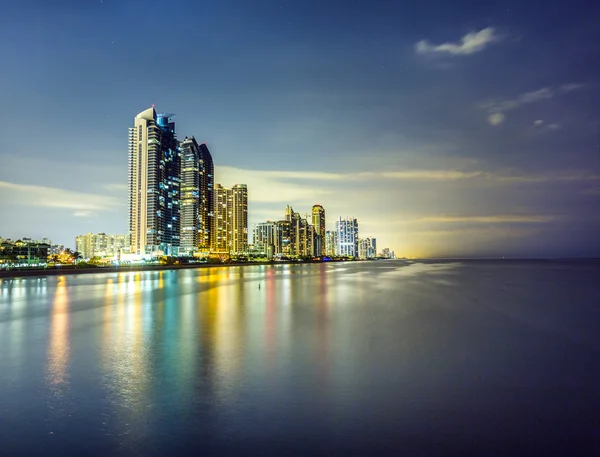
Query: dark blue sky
xmin=1 ymin=0 xmax=599 ymax=257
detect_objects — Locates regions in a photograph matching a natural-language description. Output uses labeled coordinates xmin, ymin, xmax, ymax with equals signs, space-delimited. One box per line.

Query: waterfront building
xmin=75 ymin=233 xmax=129 ymax=259
xmin=230 ymin=184 xmax=249 ymax=254
xmin=358 ymin=237 xmax=378 ymax=259
xmin=198 ymin=142 xmax=214 ymax=250
xmin=211 ymin=183 xmax=248 ymax=254
xmin=325 ymin=230 xmax=336 ymax=257
xmin=312 ymin=205 xmax=326 ymax=256
xmin=253 ymin=221 xmax=277 ymax=255
xmin=212 ymin=183 xmax=230 ymax=252
xmin=128 ymin=107 xmax=181 ymax=257
xmin=336 ymin=217 xmax=359 ymax=258
xmin=179 ymin=138 xmax=214 ymax=255
xmin=179 ymin=137 xmax=201 ymax=255
xmin=275 ymin=220 xmax=291 ymax=256
xmin=0 ymin=239 xmax=50 ymax=266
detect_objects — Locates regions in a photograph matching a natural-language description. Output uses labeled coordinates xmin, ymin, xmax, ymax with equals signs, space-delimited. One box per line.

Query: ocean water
xmin=1 ymin=260 xmax=599 ymax=456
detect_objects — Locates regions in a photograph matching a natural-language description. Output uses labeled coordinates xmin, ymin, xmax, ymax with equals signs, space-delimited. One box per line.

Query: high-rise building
xmin=128 ymin=107 xmax=181 ymax=256
xmin=198 ymin=142 xmax=214 ymax=250
xmin=312 ymin=205 xmax=326 ymax=257
xmin=211 ymin=183 xmax=248 ymax=254
xmin=325 ymin=230 xmax=336 ymax=256
xmin=179 ymin=137 xmax=214 ymax=255
xmin=231 ymin=184 xmax=248 ymax=254
xmin=212 ymin=183 xmax=230 ymax=252
xmin=275 ymin=220 xmax=291 ymax=256
xmin=253 ymin=221 xmax=277 ymax=256
xmin=358 ymin=237 xmax=377 ymax=259
xmin=336 ymin=217 xmax=359 ymax=257
xmin=180 ymin=137 xmax=200 ymax=255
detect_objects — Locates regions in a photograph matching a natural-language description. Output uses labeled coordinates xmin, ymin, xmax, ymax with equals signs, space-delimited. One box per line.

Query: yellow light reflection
xmin=47 ymin=277 xmax=70 ymax=390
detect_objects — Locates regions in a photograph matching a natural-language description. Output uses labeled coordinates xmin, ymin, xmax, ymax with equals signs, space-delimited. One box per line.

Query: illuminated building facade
xmin=179 ymin=137 xmax=214 ymax=255
xmin=128 ymin=107 xmax=181 ymax=256
xmin=211 ymin=183 xmax=248 ymax=254
xmin=212 ymin=183 xmax=230 ymax=252
xmin=312 ymin=205 xmax=326 ymax=256
xmin=358 ymin=237 xmax=377 ymax=259
xmin=230 ymin=184 xmax=249 ymax=254
xmin=325 ymin=230 xmax=336 ymax=256
xmin=0 ymin=239 xmax=50 ymax=266
xmin=336 ymin=217 xmax=359 ymax=257
xmin=253 ymin=221 xmax=277 ymax=256
xmin=75 ymin=233 xmax=129 ymax=259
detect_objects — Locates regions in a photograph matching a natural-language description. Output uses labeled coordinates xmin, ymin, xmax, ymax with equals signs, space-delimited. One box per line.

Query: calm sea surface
xmin=1 ymin=260 xmax=599 ymax=456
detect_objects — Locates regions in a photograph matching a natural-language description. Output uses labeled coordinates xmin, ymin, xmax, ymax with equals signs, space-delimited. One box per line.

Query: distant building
xmin=253 ymin=221 xmax=277 ymax=257
xmin=336 ymin=217 xmax=359 ymax=257
xmin=312 ymin=205 xmax=326 ymax=256
xmin=0 ymin=239 xmax=50 ymax=266
xmin=380 ymin=248 xmax=395 ymax=259
xmin=285 ymin=205 xmax=316 ymax=257
xmin=325 ymin=230 xmax=336 ymax=257
xmin=128 ymin=107 xmax=181 ymax=257
xmin=358 ymin=237 xmax=377 ymax=259
xmin=75 ymin=233 xmax=129 ymax=259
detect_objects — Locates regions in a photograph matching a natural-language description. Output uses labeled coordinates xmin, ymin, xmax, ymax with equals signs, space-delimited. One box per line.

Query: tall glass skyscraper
xmin=198 ymin=142 xmax=214 ymax=250
xmin=179 ymin=137 xmax=214 ymax=255
xmin=128 ymin=107 xmax=180 ymax=256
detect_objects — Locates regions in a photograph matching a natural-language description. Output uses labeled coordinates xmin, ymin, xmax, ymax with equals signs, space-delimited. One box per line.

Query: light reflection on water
xmin=1 ymin=260 xmax=600 ymax=455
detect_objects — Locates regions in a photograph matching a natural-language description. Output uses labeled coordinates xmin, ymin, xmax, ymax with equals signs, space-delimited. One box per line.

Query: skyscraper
xmin=128 ymin=107 xmax=180 ymax=256
xmin=336 ymin=217 xmax=359 ymax=257
xmin=325 ymin=230 xmax=336 ymax=256
xmin=211 ymin=183 xmax=248 ymax=254
xmin=212 ymin=183 xmax=230 ymax=252
xmin=179 ymin=137 xmax=201 ymax=255
xmin=198 ymin=142 xmax=214 ymax=250
xmin=230 ymin=184 xmax=249 ymax=254
xmin=312 ymin=205 xmax=326 ymax=256
xmin=179 ymin=137 xmax=214 ymax=255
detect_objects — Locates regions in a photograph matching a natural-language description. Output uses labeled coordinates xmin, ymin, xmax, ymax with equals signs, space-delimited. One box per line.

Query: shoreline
xmin=0 ymin=259 xmax=358 ymax=280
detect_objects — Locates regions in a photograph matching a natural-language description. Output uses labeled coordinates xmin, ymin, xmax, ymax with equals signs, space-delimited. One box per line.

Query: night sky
xmin=1 ymin=0 xmax=599 ymax=258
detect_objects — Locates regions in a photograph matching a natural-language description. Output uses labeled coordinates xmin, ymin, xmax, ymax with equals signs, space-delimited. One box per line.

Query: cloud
xmin=415 ymin=27 xmax=501 ymax=56
xmin=104 ymin=183 xmax=129 ymax=192
xmin=534 ymin=120 xmax=544 ymax=126
xmin=74 ymin=210 xmax=96 ymax=218
xmin=379 ymin=170 xmax=483 ymax=180
xmin=560 ymin=83 xmax=585 ymax=92
xmin=419 ymin=215 xmax=556 ymax=224
xmin=0 ymin=181 xmax=121 ymax=211
xmin=487 ymin=113 xmax=506 ymax=126
xmin=480 ymin=84 xmax=583 ymax=115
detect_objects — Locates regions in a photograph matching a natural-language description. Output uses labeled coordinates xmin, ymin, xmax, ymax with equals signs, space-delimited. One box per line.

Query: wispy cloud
xmin=379 ymin=170 xmax=483 ymax=180
xmin=479 ymin=84 xmax=584 ymax=114
xmin=480 ymin=87 xmax=555 ymax=113
xmin=103 ymin=183 xmax=128 ymax=192
xmin=419 ymin=215 xmax=556 ymax=224
xmin=415 ymin=27 xmax=501 ymax=56
xmin=219 ymin=166 xmax=599 ymax=188
xmin=74 ymin=210 xmax=96 ymax=218
xmin=480 ymin=84 xmax=585 ymax=127
xmin=0 ymin=181 xmax=121 ymax=211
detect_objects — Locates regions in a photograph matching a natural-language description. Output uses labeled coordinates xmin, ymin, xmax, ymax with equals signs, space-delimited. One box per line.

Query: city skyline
xmin=1 ymin=1 xmax=599 ymax=258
